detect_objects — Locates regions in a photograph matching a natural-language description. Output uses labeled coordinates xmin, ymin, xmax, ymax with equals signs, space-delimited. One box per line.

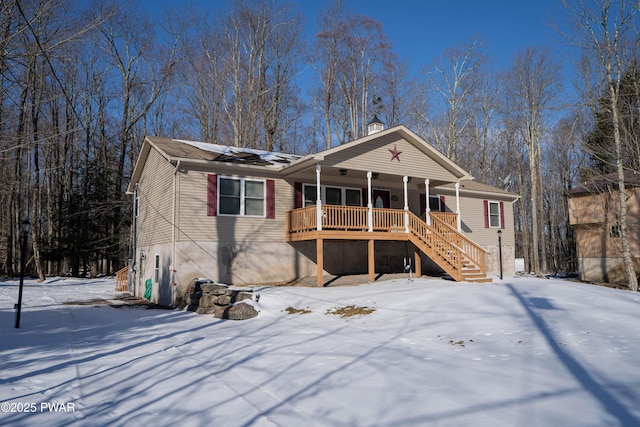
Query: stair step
xmin=466 ymin=277 xmax=493 ymax=283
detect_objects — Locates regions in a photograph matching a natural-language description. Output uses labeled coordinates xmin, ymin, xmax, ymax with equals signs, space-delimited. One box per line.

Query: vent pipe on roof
xmin=367 ymin=115 xmax=384 ymax=135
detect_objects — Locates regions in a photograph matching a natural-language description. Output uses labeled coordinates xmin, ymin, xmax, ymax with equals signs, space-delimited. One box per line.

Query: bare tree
xmin=422 ymin=39 xmax=488 ymax=162
xmin=503 ymin=46 xmax=562 ymax=276
xmin=563 ymin=0 xmax=639 ymax=290
xmin=313 ymin=1 xmax=395 ymax=145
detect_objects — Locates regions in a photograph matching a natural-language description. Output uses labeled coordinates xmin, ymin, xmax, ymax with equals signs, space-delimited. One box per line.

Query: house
xmin=567 ymin=171 xmax=640 ymax=283
xmin=126 ymin=123 xmax=519 ymax=306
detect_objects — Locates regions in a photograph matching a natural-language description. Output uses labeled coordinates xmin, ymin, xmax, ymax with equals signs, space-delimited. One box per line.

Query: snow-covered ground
xmin=1 ymin=276 xmax=639 ymax=427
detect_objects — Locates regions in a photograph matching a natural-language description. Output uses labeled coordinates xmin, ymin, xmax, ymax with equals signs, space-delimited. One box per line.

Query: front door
xmin=372 ymin=190 xmax=390 ymax=208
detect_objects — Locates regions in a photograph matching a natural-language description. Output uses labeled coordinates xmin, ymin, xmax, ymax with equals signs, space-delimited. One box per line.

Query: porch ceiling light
xmin=339 ymin=169 xmax=347 ymax=176
xmin=372 ymin=173 xmax=379 ymax=180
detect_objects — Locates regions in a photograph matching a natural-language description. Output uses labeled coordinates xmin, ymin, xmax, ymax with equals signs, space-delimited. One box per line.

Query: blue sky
xmin=334 ymin=0 xmax=568 ymax=70
xmin=149 ymin=0 xmax=573 ymax=97
xmin=156 ymin=0 xmax=569 ymax=70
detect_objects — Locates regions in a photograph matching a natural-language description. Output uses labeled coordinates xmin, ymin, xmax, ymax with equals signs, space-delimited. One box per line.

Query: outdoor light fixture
xmin=339 ymin=169 xmax=347 ymax=176
xmin=372 ymin=173 xmax=379 ymax=180
xmin=497 ymin=229 xmax=503 ymax=280
xmin=15 ymin=219 xmax=31 ymax=328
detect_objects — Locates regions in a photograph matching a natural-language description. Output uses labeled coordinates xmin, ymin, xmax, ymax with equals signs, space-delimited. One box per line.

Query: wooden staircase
xmin=407 ymin=211 xmax=491 ymax=283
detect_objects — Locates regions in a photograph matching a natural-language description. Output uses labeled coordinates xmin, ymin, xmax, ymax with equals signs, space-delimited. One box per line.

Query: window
xmin=326 ymin=187 xmax=342 ymax=205
xmin=304 ymin=185 xmax=317 ymax=206
xmin=484 ymin=200 xmax=504 ymax=228
xmin=429 ymin=195 xmax=442 ymax=212
xmin=346 ymin=189 xmax=361 ymax=206
xmin=219 ymin=177 xmax=265 ymax=216
xmin=302 ymin=184 xmax=362 ymax=207
xmin=610 ymin=224 xmax=621 ymax=238
xmin=154 ymin=254 xmax=160 ymax=283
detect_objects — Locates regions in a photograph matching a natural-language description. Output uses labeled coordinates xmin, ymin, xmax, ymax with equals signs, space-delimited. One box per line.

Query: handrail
xmin=407 ymin=211 xmax=463 ymax=281
xmin=115 ymin=266 xmax=129 ymax=291
xmin=428 ymin=213 xmax=488 ymax=275
xmin=430 ymin=212 xmax=458 ymax=228
xmin=286 ymin=206 xmax=487 ymax=281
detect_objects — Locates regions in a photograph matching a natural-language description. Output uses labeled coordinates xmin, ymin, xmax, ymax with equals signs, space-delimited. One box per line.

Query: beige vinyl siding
xmin=177 ymin=168 xmax=292 ymax=243
xmin=136 ymin=148 xmax=174 ymax=247
xmin=456 ymin=192 xmax=515 ymax=248
xmin=323 ymin=135 xmax=460 ymax=182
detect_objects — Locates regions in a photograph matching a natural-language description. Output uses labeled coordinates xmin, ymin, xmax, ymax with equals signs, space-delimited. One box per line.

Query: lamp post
xmin=497 ymin=229 xmax=503 ymax=281
xmin=14 ymin=219 xmax=31 ymax=329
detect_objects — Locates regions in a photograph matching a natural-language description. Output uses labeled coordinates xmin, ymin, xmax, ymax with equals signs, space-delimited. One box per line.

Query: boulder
xmin=201 ymin=283 xmax=229 ymax=296
xmin=233 ymin=292 xmax=254 ymax=303
xmin=223 ymin=302 xmax=259 ymax=320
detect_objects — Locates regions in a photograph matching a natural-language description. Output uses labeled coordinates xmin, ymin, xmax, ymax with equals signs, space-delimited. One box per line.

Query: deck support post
xmin=317 ymin=238 xmax=324 ymax=287
xmin=368 ymin=239 xmax=375 ymax=282
xmin=414 ymin=247 xmax=421 ymax=277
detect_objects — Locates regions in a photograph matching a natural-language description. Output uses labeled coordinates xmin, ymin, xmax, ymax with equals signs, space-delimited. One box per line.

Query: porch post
xmin=455 ymin=181 xmax=461 ymax=232
xmin=316 ymin=164 xmax=322 ymax=231
xmin=403 ymin=176 xmax=409 ymax=233
xmin=367 ymin=171 xmax=373 ymax=232
xmin=317 ymin=238 xmax=324 ymax=287
xmin=425 ymin=178 xmax=430 ymax=225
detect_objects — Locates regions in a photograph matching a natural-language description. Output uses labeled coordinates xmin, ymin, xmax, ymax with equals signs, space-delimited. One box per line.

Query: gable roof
xmin=127 ymin=128 xmax=513 ymax=198
xmin=127 ymin=136 xmax=302 ymax=194
xmin=281 ymin=125 xmax=473 ymax=181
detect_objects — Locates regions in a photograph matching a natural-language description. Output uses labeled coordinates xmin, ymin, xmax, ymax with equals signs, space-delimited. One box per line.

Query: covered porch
xmin=280 ymin=125 xmax=491 ymax=286
xmin=286 ymin=204 xmax=489 ymax=286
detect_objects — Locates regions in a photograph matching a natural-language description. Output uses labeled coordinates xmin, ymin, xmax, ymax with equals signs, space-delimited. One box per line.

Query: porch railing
xmin=428 ymin=213 xmax=488 ymax=276
xmin=430 ymin=212 xmax=458 ymax=228
xmin=286 ymin=205 xmax=487 ymax=281
xmin=286 ymin=205 xmax=406 ymax=233
xmin=115 ymin=266 xmax=129 ymax=291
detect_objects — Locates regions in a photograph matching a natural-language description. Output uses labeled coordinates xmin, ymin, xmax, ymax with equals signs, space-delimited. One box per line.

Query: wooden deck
xmin=286 ymin=206 xmax=489 ymax=286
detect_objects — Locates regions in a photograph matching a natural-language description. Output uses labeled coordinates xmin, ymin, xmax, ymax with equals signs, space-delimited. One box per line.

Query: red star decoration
xmin=388 ymin=144 xmax=402 ymax=162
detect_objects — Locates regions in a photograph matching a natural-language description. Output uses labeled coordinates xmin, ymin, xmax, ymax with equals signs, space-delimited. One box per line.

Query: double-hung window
xmin=219 ymin=177 xmax=265 ymax=216
xmin=488 ymin=201 xmax=501 ymax=228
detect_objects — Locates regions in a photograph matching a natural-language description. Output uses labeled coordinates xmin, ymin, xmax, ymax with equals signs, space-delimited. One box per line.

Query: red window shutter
xmin=207 ymin=174 xmax=217 ymax=216
xmin=440 ymin=195 xmax=446 ymax=212
xmin=294 ymin=182 xmax=302 ymax=208
xmin=266 ymin=180 xmax=275 ymax=218
xmin=420 ymin=193 xmax=426 ymax=215
xmin=483 ymin=200 xmax=489 ymax=228
xmin=500 ymin=201 xmax=505 ymax=229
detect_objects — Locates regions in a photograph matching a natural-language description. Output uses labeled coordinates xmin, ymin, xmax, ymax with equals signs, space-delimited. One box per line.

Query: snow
xmin=1 ymin=276 xmax=640 ymax=426
xmin=175 ymin=139 xmax=302 ymax=166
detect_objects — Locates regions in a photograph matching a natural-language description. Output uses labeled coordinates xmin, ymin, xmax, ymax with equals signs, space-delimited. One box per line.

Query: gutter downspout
xmin=171 ymin=160 xmax=180 ymax=307
xmin=132 ymin=183 xmax=138 ymax=296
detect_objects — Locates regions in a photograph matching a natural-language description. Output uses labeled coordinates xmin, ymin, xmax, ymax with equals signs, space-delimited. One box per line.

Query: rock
xmin=199 ymin=294 xmax=218 ymax=307
xmin=233 ymin=292 xmax=254 ymax=303
xmin=215 ymin=295 xmax=232 ymax=306
xmin=195 ymin=306 xmax=218 ymax=315
xmin=223 ymin=302 xmax=258 ymax=320
xmin=201 ymin=283 xmax=228 ymax=295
